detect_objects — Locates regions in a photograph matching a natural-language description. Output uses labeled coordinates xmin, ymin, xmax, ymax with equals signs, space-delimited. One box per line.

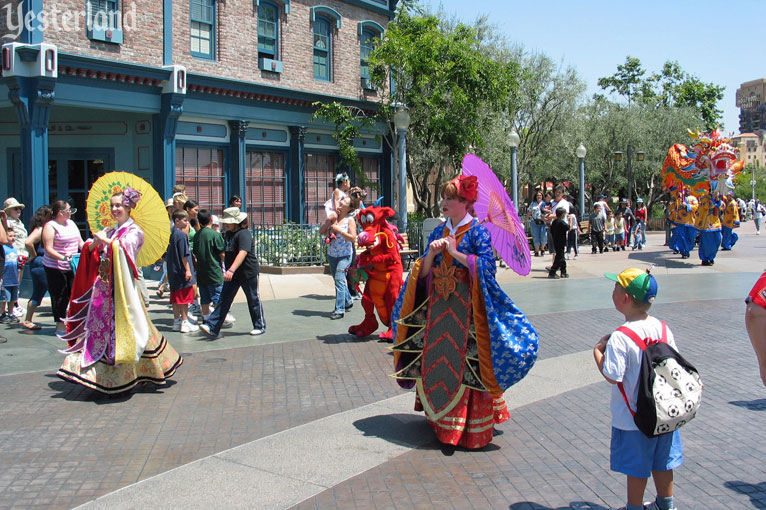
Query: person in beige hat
xmin=4 ymin=198 xmax=28 ymax=318
xmin=199 ymin=207 xmax=265 ymax=338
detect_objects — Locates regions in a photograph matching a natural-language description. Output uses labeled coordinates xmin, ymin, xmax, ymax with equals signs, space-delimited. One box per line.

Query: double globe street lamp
xmin=614 ymin=145 xmax=645 ymax=201
xmin=508 ymin=128 xmax=520 ymax=207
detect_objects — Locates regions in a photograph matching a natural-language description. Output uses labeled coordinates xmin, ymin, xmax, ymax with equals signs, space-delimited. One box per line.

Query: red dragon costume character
xmin=348 ymin=206 xmax=404 ymax=341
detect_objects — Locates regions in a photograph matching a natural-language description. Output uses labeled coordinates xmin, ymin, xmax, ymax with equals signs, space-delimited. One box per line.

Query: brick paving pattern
xmin=291 ymin=298 xmax=766 ymax=510
xmin=2 ymin=297 xmax=765 ymax=509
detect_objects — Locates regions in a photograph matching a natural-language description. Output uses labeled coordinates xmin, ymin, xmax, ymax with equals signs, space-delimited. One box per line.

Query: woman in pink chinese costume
xmin=57 ymin=188 xmax=182 ymax=394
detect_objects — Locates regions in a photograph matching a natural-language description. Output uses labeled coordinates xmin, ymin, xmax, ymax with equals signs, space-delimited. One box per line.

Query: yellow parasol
xmin=86 ymin=172 xmax=170 ymax=267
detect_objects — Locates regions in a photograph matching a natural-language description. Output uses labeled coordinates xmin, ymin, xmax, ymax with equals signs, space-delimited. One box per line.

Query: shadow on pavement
xmin=47 ymin=378 xmax=177 ymax=403
xmin=292 ymin=309 xmax=331 ymax=318
xmin=626 ymin=250 xmax=699 ymax=269
xmin=315 ymin=333 xmax=378 ymax=344
xmin=353 ymin=413 xmax=502 ymax=453
xmin=299 ymin=294 xmax=335 ymax=301
xmin=724 ymin=481 xmax=766 ymax=509
xmin=729 ymin=398 xmax=766 ymax=411
xmin=508 ymin=503 xmax=608 ymax=510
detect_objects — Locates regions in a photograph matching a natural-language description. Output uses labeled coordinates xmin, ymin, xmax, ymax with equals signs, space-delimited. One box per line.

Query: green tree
xmin=367 ymin=4 xmax=519 ymax=216
xmin=598 ymin=57 xmax=724 ymax=131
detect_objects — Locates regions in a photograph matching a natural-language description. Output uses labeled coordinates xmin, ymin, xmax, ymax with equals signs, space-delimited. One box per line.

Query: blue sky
xmin=429 ymin=0 xmax=764 ymax=134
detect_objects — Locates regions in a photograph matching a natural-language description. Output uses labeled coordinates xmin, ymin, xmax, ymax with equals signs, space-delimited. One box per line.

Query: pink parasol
xmin=461 ymin=154 xmax=531 ymax=276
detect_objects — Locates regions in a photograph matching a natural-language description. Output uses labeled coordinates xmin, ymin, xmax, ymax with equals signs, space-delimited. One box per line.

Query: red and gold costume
xmin=348 ymin=207 xmax=404 ymax=341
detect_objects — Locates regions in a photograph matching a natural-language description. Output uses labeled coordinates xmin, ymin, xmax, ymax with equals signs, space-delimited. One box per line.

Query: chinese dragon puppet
xmin=348 ymin=206 xmax=404 ymax=341
xmin=663 ymin=129 xmax=744 ymax=263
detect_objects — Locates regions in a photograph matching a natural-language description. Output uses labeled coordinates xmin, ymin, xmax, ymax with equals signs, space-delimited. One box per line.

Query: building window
xmin=358 ymin=157 xmax=380 ymax=205
xmin=87 ymin=0 xmax=123 ymax=43
xmin=304 ymin=153 xmax=336 ymax=223
xmin=258 ymin=2 xmax=279 ymax=60
xmin=175 ymin=146 xmax=226 ymax=213
xmin=313 ymin=17 xmax=332 ymax=81
xmin=360 ymin=29 xmax=376 ymax=85
xmin=246 ymin=151 xmax=286 ymax=226
xmin=191 ymin=0 xmax=215 ymax=59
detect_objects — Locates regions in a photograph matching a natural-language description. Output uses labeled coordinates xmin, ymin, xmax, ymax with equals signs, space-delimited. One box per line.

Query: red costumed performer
xmin=348 ymin=207 xmax=404 ymax=341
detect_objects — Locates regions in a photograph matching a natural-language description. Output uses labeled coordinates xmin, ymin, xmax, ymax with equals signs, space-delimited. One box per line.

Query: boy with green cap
xmin=593 ymin=268 xmax=682 ymax=510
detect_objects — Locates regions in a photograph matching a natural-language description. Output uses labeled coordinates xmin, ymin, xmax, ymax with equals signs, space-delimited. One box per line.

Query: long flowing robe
xmin=391 ymin=220 xmax=538 ymax=449
xmin=57 ymin=219 xmax=182 ymax=394
xmin=669 ymin=194 xmax=697 ymax=257
xmin=721 ymin=198 xmax=740 ymax=250
xmin=694 ymin=194 xmax=722 ymax=263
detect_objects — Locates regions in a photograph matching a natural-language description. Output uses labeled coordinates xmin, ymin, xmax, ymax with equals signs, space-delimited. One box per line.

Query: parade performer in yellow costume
xmin=669 ymin=187 xmax=698 ymax=259
xmin=694 ymin=191 xmax=722 ymax=266
xmin=391 ymin=175 xmax=538 ymax=449
xmin=720 ymin=195 xmax=740 ymax=250
xmin=57 ymin=179 xmax=182 ymax=394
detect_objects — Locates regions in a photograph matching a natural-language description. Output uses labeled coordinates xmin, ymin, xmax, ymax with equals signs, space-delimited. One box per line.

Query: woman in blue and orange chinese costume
xmin=391 ymin=175 xmax=538 ymax=449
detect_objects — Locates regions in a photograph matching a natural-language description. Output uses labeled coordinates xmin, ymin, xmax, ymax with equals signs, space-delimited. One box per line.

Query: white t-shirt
xmin=602 ymin=316 xmax=677 ymax=431
xmin=596 ymin=200 xmax=609 ymax=221
xmin=550 ymin=199 xmax=570 ymax=217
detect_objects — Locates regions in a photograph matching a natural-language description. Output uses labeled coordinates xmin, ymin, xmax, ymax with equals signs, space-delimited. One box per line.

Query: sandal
xmin=156 ymin=285 xmax=166 ymax=298
xmin=22 ymin=321 xmax=41 ymax=330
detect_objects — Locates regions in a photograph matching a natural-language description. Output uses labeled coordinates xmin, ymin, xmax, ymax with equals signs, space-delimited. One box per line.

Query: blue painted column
xmin=7 ymin=76 xmax=55 ymax=224
xmin=20 ymin=0 xmax=44 ymax=44
xmin=228 ymin=120 xmax=249 ymax=210
xmin=163 ymin=0 xmax=173 ymax=65
xmin=152 ymin=93 xmax=184 ymax=200
xmin=288 ymin=126 xmax=306 ymax=223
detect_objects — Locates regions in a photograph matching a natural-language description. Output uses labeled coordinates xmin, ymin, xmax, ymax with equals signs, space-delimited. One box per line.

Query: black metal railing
xmin=252 ymin=223 xmax=327 ymax=267
xmin=252 ymin=221 xmax=427 ymax=267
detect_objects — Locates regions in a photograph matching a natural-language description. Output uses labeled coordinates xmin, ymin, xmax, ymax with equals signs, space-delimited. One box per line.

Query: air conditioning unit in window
xmin=258 ymin=58 xmax=283 ymax=74
xmin=361 ymin=77 xmax=376 ymax=90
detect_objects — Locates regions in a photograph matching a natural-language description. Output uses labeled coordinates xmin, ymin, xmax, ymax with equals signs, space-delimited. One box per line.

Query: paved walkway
xmin=1 ymin=224 xmax=764 ymax=509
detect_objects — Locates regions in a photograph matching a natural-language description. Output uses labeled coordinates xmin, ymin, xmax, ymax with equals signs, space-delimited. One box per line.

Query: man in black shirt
xmin=548 ymin=207 xmax=569 ymax=279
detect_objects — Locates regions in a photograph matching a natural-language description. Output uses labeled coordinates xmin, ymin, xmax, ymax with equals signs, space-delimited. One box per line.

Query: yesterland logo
xmin=2 ymin=2 xmax=139 ymax=40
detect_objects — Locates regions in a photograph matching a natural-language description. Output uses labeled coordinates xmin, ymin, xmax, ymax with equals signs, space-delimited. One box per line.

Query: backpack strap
xmin=613 ymin=321 xmax=668 ymax=416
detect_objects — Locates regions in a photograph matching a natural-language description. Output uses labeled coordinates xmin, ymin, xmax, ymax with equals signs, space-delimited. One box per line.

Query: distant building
xmin=736 ymin=79 xmax=766 ymax=134
xmin=731 ymin=133 xmax=765 ymax=168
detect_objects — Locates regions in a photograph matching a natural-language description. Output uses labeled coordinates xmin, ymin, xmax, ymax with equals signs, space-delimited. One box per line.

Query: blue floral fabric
xmin=392 ymin=220 xmax=538 ymax=391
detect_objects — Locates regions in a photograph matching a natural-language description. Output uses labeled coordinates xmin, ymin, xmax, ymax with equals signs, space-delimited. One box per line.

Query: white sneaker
xmin=12 ymin=306 xmax=25 ymax=318
xmin=250 ymin=328 xmax=265 ymax=336
xmin=565 ymin=254 xmax=570 ymax=260
xmin=172 ymin=318 xmax=182 ymax=332
xmin=180 ymin=320 xmax=199 ymax=333
xmin=225 ymin=313 xmax=236 ymax=323
xmin=186 ymin=312 xmax=197 ymax=324
xmin=189 ymin=302 xmax=202 ymax=315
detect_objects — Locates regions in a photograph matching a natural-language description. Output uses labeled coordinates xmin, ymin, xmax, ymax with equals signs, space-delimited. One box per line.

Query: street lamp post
xmin=508 ymin=128 xmax=520 ymax=207
xmin=393 ymin=106 xmax=411 ymax=232
xmin=614 ymin=144 xmax=645 ymax=201
xmin=576 ymin=143 xmax=587 ymax=220
xmin=752 ymin=163 xmax=757 ymax=202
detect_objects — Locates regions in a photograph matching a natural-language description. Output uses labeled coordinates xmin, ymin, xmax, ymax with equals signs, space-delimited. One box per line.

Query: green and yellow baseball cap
xmin=605 ymin=268 xmax=658 ymax=303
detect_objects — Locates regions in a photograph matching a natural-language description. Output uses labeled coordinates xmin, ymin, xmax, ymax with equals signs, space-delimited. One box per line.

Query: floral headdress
xmin=451 ymin=175 xmax=478 ymax=202
xmin=122 ymin=187 xmax=142 ymax=208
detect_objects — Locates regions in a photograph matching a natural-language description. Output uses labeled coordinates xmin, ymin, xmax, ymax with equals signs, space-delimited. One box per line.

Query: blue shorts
xmin=610 ymin=427 xmax=683 ymax=478
xmin=0 ymin=285 xmax=18 ymax=303
xmin=199 ymin=283 xmax=223 ymax=306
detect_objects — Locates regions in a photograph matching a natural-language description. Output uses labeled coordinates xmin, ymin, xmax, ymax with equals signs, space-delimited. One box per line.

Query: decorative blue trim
xmin=229 ymin=120 xmax=249 ymax=209
xmin=254 ymin=0 xmax=290 ymax=14
xmin=58 ymin=53 xmax=172 ymax=81
xmin=152 ymin=93 xmax=185 ymax=200
xmin=177 ymin=121 xmax=228 ymax=138
xmin=310 ymin=6 xmax=342 ymax=29
xmin=246 ymin=127 xmax=288 ymax=143
xmin=357 ymin=20 xmax=384 ymax=36
xmin=163 ymin=0 xmax=173 ymax=65
xmin=341 ymin=0 xmax=393 ymax=18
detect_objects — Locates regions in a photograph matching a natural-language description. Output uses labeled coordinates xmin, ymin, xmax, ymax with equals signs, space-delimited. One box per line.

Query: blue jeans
xmin=27 ymin=257 xmax=48 ymax=306
xmin=205 ymin=276 xmax=265 ymax=335
xmin=530 ymin=221 xmax=547 ymax=249
xmin=632 ymin=221 xmax=646 ymax=248
xmin=199 ymin=283 xmax=223 ymax=306
xmin=328 ymin=253 xmax=353 ymax=314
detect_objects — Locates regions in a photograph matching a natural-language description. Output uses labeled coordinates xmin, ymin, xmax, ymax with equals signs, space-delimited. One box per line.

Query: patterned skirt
xmin=57 ymin=326 xmax=182 ymax=394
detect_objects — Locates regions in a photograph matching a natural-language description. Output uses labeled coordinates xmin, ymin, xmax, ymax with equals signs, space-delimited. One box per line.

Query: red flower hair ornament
xmin=451 ymin=175 xmax=479 ymax=202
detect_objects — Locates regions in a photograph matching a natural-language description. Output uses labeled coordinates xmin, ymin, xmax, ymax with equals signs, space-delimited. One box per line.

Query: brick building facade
xmin=0 ymin=0 xmax=395 ymax=230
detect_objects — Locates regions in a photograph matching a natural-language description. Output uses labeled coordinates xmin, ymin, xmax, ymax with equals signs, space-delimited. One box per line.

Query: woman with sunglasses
xmin=42 ymin=201 xmax=84 ymax=335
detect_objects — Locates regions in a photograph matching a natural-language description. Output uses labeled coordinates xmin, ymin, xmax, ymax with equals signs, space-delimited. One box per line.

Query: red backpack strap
xmin=614 ymin=325 xmax=646 ymax=416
